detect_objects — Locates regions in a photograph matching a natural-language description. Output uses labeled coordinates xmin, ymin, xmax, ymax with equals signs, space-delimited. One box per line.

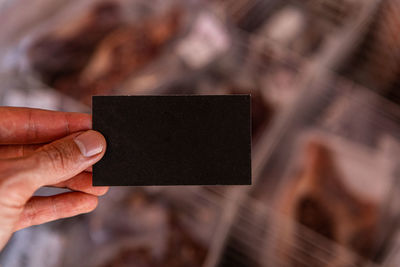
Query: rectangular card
xmin=92 ymin=95 xmax=251 ymax=186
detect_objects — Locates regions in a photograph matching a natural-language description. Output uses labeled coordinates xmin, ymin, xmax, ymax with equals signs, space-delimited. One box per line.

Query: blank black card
xmin=92 ymin=95 xmax=251 ymax=186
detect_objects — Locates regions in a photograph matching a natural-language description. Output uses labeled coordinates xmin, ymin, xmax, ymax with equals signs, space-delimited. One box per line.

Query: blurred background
xmin=0 ymin=0 xmax=400 ymax=266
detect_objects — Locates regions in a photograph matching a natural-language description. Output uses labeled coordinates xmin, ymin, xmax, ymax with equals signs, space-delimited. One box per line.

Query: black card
xmin=92 ymin=95 xmax=251 ymax=186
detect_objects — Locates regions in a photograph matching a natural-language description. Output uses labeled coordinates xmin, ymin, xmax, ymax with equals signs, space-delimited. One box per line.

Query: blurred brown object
xmin=29 ymin=1 xmax=182 ymax=105
xmin=162 ymin=213 xmax=208 ymax=267
xmin=28 ymin=2 xmax=122 ymax=89
xmin=101 ymin=247 xmax=156 ymax=267
xmin=99 ymin=215 xmax=206 ymax=267
xmin=90 ymin=189 xmax=207 ymax=267
xmin=301 ymin=0 xmax=357 ymax=26
xmin=276 ymin=141 xmax=378 ymax=265
xmin=340 ymin=0 xmax=400 ymax=103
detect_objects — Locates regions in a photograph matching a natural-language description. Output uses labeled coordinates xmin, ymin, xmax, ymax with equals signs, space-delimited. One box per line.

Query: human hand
xmin=0 ymin=107 xmax=108 ymax=250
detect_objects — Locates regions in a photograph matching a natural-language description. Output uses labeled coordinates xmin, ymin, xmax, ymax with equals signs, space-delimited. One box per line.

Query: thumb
xmin=9 ymin=130 xmax=106 ymax=194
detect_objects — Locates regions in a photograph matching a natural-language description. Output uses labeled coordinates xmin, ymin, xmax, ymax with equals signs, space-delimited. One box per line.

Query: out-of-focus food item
xmin=162 ymin=213 xmax=208 ymax=267
xmin=99 ymin=215 xmax=207 ymax=267
xmin=28 ymin=2 xmax=122 ymax=89
xmin=300 ymin=0 xmax=358 ymax=26
xmin=214 ymin=0 xmax=284 ymax=32
xmin=276 ymin=141 xmax=378 ymax=265
xmin=78 ymin=8 xmax=181 ymax=98
xmin=255 ymin=6 xmax=309 ymax=54
xmin=101 ymin=247 xmax=156 ymax=267
xmin=340 ymin=0 xmax=400 ymax=104
xmin=28 ymin=1 xmax=182 ymax=104
xmin=251 ymin=1 xmax=352 ymax=59
xmin=176 ymin=12 xmax=230 ymax=69
xmin=367 ymin=0 xmax=400 ymax=103
xmin=90 ymin=189 xmax=208 ymax=267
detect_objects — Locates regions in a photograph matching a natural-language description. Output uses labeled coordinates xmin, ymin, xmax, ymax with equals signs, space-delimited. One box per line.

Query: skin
xmin=0 ymin=107 xmax=108 ymax=250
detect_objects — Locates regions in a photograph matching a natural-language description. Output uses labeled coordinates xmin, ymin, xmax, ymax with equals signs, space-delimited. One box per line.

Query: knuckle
xmin=43 ymin=145 xmax=66 ymax=170
xmin=26 ymin=109 xmax=39 ymax=141
xmin=23 ymin=199 xmax=37 ymax=226
xmin=35 ymin=142 xmax=79 ymax=172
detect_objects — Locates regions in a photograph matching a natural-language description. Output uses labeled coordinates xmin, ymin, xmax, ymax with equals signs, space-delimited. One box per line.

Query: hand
xmin=0 ymin=107 xmax=108 ymax=250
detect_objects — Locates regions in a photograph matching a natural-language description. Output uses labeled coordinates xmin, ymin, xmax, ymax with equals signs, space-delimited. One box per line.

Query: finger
xmin=4 ymin=130 xmax=106 ymax=198
xmin=0 ymin=145 xmax=98 ymax=164
xmin=14 ymin=192 xmax=98 ymax=231
xmin=0 ymin=107 xmax=91 ymax=144
xmin=0 ymin=144 xmax=43 ymax=159
xmin=50 ymin=172 xmax=109 ymax=196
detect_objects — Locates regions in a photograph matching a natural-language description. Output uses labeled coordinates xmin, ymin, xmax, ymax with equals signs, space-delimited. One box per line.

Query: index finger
xmin=0 ymin=107 xmax=91 ymax=144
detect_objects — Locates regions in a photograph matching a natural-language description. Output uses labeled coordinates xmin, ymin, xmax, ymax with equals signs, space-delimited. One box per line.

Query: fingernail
xmin=74 ymin=130 xmax=104 ymax=157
